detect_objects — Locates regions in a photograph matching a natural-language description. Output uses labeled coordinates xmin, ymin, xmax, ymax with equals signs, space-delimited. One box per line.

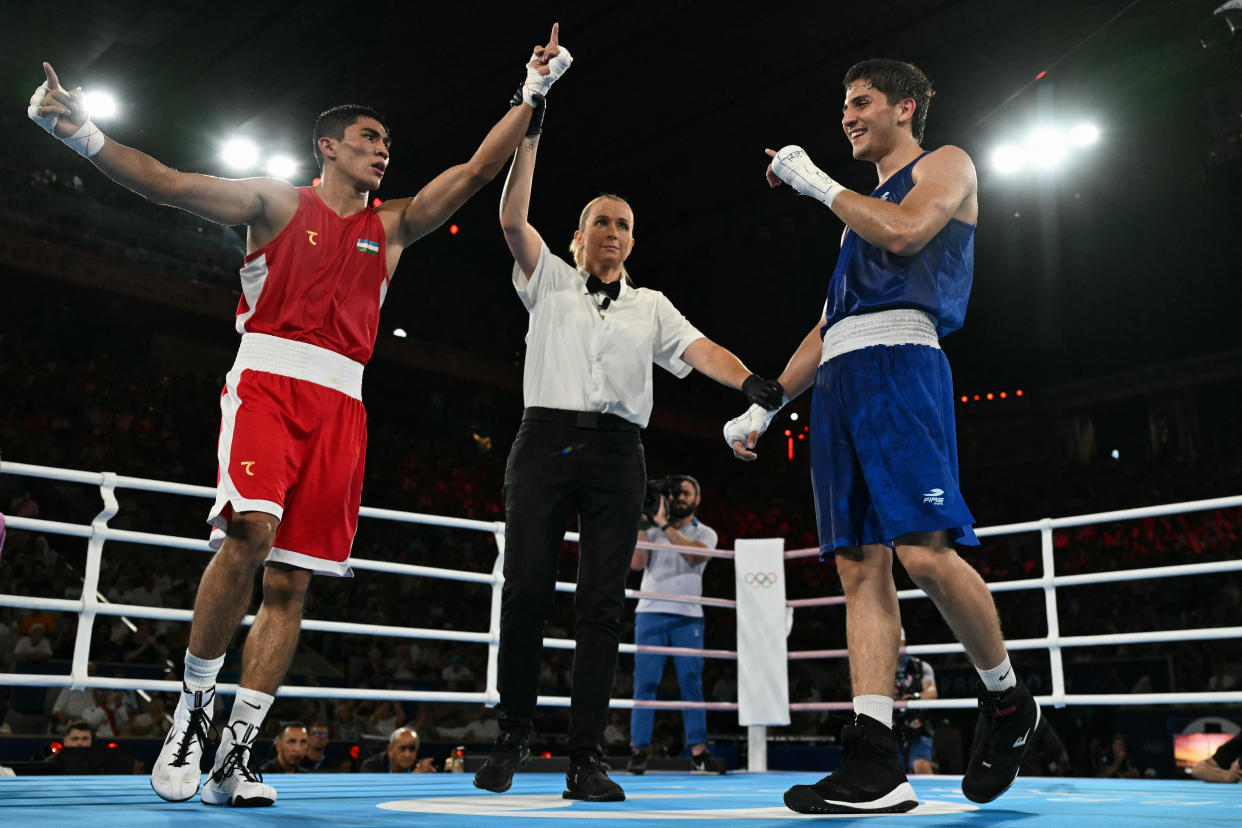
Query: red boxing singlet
xmin=235 ymin=187 xmax=389 ymax=364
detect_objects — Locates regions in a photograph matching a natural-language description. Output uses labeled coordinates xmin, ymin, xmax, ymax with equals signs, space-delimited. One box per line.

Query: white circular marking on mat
xmin=377 ymin=793 xmax=977 ymax=818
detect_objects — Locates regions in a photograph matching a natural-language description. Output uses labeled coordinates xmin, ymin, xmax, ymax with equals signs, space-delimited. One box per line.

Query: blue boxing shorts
xmin=809 ymin=343 xmax=978 ymax=557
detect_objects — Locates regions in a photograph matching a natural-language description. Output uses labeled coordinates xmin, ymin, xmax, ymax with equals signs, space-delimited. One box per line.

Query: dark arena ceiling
xmin=10 ymin=0 xmax=1242 ymax=390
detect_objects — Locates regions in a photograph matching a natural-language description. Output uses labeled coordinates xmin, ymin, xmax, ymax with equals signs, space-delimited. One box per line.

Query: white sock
xmin=183 ymin=650 xmax=224 ymax=694
xmin=223 ymin=687 xmax=274 ymax=746
xmin=978 ymin=655 xmax=1017 ymax=693
xmin=853 ymin=695 xmax=894 ymax=728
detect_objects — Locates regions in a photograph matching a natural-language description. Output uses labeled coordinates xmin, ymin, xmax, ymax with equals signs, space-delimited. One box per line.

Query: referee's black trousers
xmin=497 ymin=409 xmax=646 ymax=755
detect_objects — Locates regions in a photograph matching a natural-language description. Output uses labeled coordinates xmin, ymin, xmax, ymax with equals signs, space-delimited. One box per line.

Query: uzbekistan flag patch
xmin=356 ymin=238 xmax=380 ymax=255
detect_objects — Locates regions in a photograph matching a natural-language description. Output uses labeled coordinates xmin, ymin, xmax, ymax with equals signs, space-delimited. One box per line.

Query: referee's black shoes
xmin=783 ymin=714 xmax=918 ymax=814
xmin=473 ymin=732 xmax=531 ymax=793
xmin=962 ymin=678 xmax=1041 ymax=803
xmin=563 ymin=750 xmax=625 ymax=802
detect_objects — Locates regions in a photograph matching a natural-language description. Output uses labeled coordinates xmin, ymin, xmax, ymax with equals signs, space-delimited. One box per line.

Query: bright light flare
xmin=221 ymin=138 xmax=259 ymax=171
xmin=1069 ymin=122 xmax=1100 ymax=146
xmin=83 ymin=91 xmax=118 ymax=119
xmin=266 ymin=155 xmax=298 ymax=179
xmin=1026 ymin=128 xmax=1068 ymax=168
xmin=393 ymin=328 xmax=408 ymax=338
xmin=991 ymin=144 xmax=1026 ymax=174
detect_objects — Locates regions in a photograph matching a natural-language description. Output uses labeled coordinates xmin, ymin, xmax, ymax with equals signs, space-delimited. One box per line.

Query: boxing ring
xmin=2 ymin=459 xmax=1242 ymax=825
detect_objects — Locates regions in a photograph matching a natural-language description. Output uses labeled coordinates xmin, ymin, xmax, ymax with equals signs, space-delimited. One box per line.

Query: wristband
xmin=63 ymin=118 xmax=106 ymax=158
xmin=742 ymin=374 xmax=785 ymax=410
xmin=659 ymin=523 xmax=673 ymax=533
xmin=509 ymin=86 xmax=546 ymax=137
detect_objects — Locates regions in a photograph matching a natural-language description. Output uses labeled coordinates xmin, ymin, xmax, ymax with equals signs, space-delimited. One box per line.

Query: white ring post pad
xmin=735 ymin=537 xmax=791 ymax=726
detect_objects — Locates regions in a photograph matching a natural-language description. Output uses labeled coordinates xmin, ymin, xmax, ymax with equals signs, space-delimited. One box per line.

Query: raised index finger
xmin=547 ymin=22 xmax=559 ymax=50
xmin=44 ymin=61 xmax=63 ymax=91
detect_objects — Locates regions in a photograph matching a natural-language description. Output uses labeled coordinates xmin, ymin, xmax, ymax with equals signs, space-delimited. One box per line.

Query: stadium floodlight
xmin=83 ymin=91 xmax=118 ymax=119
xmin=221 ymin=138 xmax=259 ymax=171
xmin=1025 ymin=127 xmax=1068 ymax=168
xmin=991 ymin=144 xmax=1026 ymax=174
xmin=266 ymin=155 xmax=298 ymax=180
xmin=1069 ymin=122 xmax=1100 ymax=146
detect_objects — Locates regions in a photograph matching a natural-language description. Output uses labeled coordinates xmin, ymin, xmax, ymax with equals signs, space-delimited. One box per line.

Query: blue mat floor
xmin=2 ymin=772 xmax=1239 ymax=825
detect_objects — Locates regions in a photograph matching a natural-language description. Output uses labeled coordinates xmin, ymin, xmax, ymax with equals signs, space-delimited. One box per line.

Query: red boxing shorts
xmin=208 ymin=334 xmax=367 ymax=576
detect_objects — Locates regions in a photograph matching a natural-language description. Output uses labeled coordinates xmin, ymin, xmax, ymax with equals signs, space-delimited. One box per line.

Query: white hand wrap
xmin=27 ymin=81 xmax=59 ymax=133
xmin=772 ymin=145 xmax=844 ymax=208
xmin=62 ymin=118 xmax=106 ymax=157
xmin=723 ymin=403 xmax=779 ymax=451
xmin=27 ymin=81 xmax=106 ymax=158
xmin=523 ymin=46 xmax=573 ymax=106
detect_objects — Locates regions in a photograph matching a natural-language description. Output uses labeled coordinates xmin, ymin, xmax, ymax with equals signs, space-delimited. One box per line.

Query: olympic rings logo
xmin=744 ymin=571 xmax=779 ymax=589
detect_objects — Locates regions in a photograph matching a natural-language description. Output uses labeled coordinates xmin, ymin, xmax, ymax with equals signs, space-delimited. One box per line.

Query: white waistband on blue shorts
xmin=820 ymin=308 xmax=940 ymax=365
xmin=232 ymin=333 xmax=364 ymax=400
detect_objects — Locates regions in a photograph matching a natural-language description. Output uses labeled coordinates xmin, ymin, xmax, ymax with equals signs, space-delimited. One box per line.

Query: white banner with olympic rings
xmin=735 ymin=537 xmax=790 ymax=726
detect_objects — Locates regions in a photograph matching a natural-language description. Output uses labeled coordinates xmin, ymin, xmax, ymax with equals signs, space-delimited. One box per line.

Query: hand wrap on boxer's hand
xmin=27 ymin=81 xmax=105 ymax=158
xmin=522 ymin=46 xmax=572 ymax=107
xmin=723 ymin=404 xmax=779 ymax=451
xmin=771 ymin=145 xmax=844 ymax=208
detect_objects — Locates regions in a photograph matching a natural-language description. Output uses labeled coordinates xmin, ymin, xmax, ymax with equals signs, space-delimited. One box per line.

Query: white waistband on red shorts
xmin=820 ymin=308 xmax=941 ymax=365
xmin=232 ymin=333 xmax=364 ymax=400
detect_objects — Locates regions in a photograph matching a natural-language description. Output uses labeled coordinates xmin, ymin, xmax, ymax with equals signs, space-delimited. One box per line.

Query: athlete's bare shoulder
xmin=916 ymin=145 xmax=976 ymax=177
xmin=913 ymin=145 xmax=977 ymax=223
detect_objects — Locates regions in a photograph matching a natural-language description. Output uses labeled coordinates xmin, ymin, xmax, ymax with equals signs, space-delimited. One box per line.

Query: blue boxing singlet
xmin=821 ymin=151 xmax=975 ymax=340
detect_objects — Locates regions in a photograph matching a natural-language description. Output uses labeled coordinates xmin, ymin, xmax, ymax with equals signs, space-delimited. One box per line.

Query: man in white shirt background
xmin=628 ymin=475 xmax=717 ymax=774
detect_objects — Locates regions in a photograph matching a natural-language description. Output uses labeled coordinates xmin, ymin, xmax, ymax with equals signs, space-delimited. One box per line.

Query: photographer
xmin=627 ymin=475 xmax=717 ymax=774
xmin=893 ymin=628 xmax=937 ymax=775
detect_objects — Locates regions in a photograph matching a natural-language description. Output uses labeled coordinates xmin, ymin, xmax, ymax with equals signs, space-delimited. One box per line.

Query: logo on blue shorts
xmin=922 ymin=488 xmax=945 ymax=506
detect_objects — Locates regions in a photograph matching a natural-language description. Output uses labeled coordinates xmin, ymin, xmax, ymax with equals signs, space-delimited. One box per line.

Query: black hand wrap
xmin=509 ymin=87 xmax=546 ymax=136
xmin=742 ymin=374 xmax=785 ymax=410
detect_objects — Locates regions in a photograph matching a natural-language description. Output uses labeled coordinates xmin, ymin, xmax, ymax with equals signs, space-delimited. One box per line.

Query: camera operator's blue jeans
xmin=631 ymin=611 xmax=706 ymax=749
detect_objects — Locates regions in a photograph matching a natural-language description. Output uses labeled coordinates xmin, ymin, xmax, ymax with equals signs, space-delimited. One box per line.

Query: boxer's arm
xmin=831 ymin=147 xmax=975 ymax=255
xmin=776 ymin=315 xmax=827 ymax=401
xmin=30 ymin=62 xmax=296 ymax=229
xmin=92 ymin=141 xmax=296 ymax=228
xmin=388 ymin=103 xmax=536 ymax=247
xmin=765 ymin=144 xmax=975 ymax=256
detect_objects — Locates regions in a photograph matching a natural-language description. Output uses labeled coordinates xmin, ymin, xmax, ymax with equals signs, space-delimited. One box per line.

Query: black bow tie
xmin=585 ymin=274 xmax=621 ymax=304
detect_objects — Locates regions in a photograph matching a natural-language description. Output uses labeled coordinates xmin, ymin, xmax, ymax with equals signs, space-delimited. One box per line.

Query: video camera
xmin=638 ymin=476 xmax=683 ymax=531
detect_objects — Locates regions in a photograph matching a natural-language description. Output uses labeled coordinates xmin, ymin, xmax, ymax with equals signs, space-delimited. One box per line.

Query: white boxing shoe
xmin=201 ymin=722 xmax=276 ymax=807
xmin=150 ymin=686 xmax=213 ymax=802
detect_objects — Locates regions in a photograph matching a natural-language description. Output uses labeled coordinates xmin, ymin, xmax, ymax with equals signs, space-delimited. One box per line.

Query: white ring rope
xmin=2 ymin=459 xmax=1241 ymax=727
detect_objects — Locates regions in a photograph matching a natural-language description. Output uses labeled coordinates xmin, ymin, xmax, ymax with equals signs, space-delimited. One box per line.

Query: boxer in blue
xmin=724 ymin=59 xmax=1039 ymax=814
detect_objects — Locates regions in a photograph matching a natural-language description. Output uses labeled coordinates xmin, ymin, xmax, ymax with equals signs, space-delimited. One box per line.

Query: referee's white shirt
xmin=513 ymin=242 xmax=705 ymax=428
